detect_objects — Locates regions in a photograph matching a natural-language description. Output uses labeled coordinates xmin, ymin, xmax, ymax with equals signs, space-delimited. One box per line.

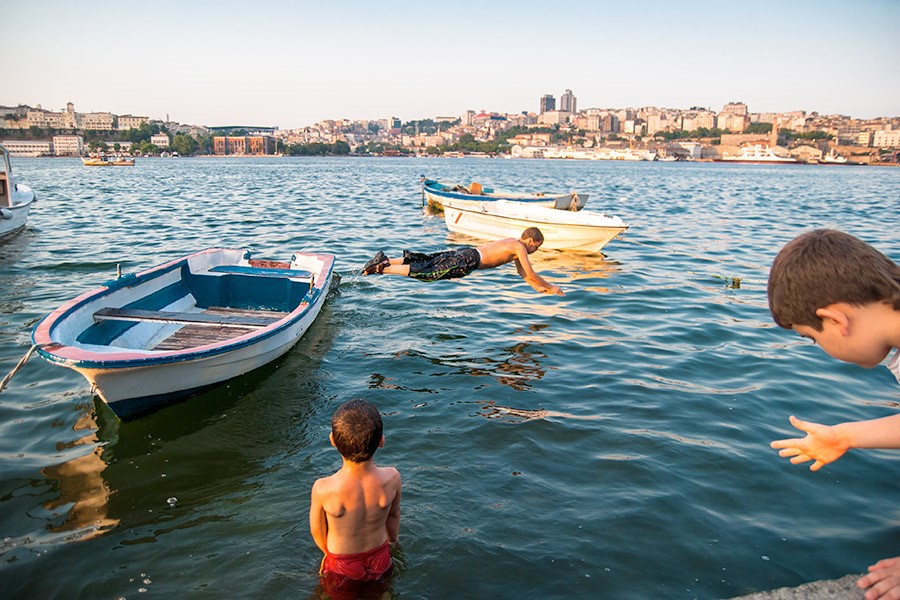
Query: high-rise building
xmin=540 ymin=94 xmax=555 ymax=114
xmin=560 ymin=89 xmax=577 ymax=114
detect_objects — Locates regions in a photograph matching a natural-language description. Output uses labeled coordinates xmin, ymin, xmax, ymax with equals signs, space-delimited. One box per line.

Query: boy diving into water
xmin=362 ymin=227 xmax=564 ymax=296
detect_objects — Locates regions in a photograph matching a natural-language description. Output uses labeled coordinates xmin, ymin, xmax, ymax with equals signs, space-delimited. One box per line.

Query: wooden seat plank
xmin=93 ymin=307 xmax=282 ymax=329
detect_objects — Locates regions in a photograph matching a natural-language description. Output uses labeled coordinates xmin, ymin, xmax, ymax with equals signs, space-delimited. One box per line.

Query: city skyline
xmin=6 ymin=0 xmax=900 ymax=129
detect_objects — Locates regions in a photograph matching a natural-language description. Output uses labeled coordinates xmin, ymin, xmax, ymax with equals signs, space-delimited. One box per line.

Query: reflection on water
xmin=39 ymin=407 xmax=116 ymax=542
xmin=477 ymin=400 xmax=607 ymax=423
xmin=468 ymin=341 xmax=547 ymax=391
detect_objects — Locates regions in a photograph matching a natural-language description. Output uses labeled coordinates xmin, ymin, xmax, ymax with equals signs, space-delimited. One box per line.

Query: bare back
xmin=310 ymin=462 xmax=401 ymax=555
xmin=476 ymin=237 xmax=564 ymax=295
xmin=476 ymin=238 xmax=528 ymax=269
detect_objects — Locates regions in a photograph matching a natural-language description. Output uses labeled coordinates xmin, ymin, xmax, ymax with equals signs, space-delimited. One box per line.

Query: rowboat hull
xmin=443 ymin=199 xmax=628 ymax=253
xmin=423 ymin=179 xmax=587 ymax=212
xmin=33 ymin=248 xmax=334 ymax=419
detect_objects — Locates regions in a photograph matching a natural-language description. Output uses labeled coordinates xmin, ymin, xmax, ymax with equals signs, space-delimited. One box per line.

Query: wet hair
xmin=768 ymin=229 xmax=900 ymax=330
xmin=331 ymin=399 xmax=383 ymax=462
xmin=521 ymin=227 xmax=544 ymax=245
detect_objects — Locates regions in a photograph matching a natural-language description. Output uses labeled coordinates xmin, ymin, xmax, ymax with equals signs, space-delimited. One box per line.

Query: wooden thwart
xmin=93 ymin=307 xmax=282 ymax=329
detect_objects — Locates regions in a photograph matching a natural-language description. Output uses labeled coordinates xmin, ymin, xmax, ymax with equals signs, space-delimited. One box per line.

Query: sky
xmin=6 ymin=0 xmax=900 ymax=130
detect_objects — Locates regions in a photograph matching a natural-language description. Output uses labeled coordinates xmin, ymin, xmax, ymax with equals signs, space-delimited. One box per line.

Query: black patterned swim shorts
xmin=403 ymin=247 xmax=481 ymax=282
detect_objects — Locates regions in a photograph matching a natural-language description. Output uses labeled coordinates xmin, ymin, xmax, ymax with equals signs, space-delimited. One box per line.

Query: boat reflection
xmin=41 ymin=407 xmax=118 ymax=541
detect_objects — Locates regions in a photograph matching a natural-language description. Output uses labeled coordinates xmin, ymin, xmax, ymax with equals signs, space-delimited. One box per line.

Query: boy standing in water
xmin=310 ymin=399 xmax=401 ymax=593
xmin=767 ymin=229 xmax=900 ymax=600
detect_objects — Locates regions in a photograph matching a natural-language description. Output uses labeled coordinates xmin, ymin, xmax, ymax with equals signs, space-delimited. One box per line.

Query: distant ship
xmin=718 ymin=144 xmax=797 ymax=164
xmin=822 ymin=149 xmax=849 ymax=164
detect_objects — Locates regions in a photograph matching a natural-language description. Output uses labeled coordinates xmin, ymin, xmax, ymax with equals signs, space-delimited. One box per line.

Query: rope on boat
xmin=616 ymin=237 xmax=768 ymax=287
xmin=0 ymin=344 xmax=40 ymax=393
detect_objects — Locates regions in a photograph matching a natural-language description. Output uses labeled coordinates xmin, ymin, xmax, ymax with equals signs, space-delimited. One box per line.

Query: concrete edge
xmin=729 ymin=574 xmax=865 ymax=599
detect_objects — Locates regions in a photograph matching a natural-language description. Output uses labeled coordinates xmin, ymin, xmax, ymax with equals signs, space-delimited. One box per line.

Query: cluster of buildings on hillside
xmin=2 ymin=92 xmax=899 ymax=161
xmin=274 ymin=91 xmax=900 ymax=162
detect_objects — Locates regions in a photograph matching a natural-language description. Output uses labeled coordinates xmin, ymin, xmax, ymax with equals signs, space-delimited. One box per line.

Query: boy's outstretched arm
xmin=771 ymin=414 xmax=900 ymax=471
xmin=513 ymin=250 xmax=564 ymax=296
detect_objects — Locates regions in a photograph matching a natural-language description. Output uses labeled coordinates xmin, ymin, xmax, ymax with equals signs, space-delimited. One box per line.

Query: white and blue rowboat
xmin=422 ymin=178 xmax=588 ymax=212
xmin=32 ymin=248 xmax=335 ymax=419
xmin=443 ymin=199 xmax=628 ymax=253
xmin=0 ymin=144 xmax=36 ymax=240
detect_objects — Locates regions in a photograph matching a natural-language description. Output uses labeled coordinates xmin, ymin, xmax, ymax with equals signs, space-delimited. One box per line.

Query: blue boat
xmin=33 ymin=248 xmax=335 ymax=419
xmin=422 ymin=178 xmax=588 ymax=212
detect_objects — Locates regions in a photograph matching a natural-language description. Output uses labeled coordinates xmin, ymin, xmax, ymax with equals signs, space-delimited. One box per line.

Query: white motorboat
xmin=443 ymin=199 xmax=628 ymax=253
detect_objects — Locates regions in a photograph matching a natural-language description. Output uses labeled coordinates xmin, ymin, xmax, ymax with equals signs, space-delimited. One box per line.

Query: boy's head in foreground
xmin=768 ymin=229 xmax=900 ymax=366
xmin=331 ymin=399 xmax=383 ymax=463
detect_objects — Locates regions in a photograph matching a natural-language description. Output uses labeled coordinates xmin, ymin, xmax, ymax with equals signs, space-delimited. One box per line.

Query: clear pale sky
xmin=6 ymin=0 xmax=899 ymax=129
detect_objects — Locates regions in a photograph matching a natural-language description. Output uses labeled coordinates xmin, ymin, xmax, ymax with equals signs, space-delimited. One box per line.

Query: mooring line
xmin=0 ymin=344 xmax=40 ymax=393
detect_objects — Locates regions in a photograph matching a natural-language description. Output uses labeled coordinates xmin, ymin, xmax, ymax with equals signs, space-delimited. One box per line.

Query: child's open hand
xmin=770 ymin=415 xmax=850 ymax=471
xmin=858 ymin=556 xmax=900 ymax=600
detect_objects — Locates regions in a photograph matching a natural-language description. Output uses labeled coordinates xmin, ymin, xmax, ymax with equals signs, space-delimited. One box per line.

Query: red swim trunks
xmin=322 ymin=540 xmax=393 ymax=582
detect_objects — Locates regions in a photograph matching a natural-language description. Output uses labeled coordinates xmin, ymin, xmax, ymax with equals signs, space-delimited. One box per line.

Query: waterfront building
xmin=26 ymin=108 xmax=72 ymax=130
xmin=622 ymin=119 xmax=643 ymax=135
xmin=506 ymin=112 xmax=537 ymax=127
xmin=560 ymin=89 xmax=577 ymax=114
xmin=646 ymin=112 xmax=677 ymax=135
xmin=681 ymin=110 xmax=716 ymax=132
xmin=118 ymin=114 xmax=150 ymax=130
xmin=150 ymin=133 xmax=170 ymax=148
xmin=873 ymin=129 xmax=900 ymax=148
xmin=52 ymin=135 xmax=84 ymax=156
xmin=677 ymin=141 xmax=702 ymax=159
xmin=540 ymin=94 xmax=555 ymax=114
xmin=717 ymin=101 xmax=749 ymax=132
xmin=538 ymin=110 xmax=571 ymax=126
xmin=0 ymin=140 xmax=51 ymax=156
xmin=78 ymin=112 xmax=115 ymax=131
xmin=213 ymin=135 xmax=272 ymax=155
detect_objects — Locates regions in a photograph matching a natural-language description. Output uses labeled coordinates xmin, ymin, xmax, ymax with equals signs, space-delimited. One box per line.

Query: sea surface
xmin=0 ymin=156 xmax=897 ymax=599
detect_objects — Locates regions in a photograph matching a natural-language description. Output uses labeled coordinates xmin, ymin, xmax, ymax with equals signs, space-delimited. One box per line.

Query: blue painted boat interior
xmin=77 ymin=264 xmax=313 ymax=346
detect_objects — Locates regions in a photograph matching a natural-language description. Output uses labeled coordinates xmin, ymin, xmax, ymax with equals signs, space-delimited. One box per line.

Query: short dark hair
xmin=521 ymin=227 xmax=544 ymax=245
xmin=768 ymin=229 xmax=900 ymax=330
xmin=331 ymin=399 xmax=383 ymax=462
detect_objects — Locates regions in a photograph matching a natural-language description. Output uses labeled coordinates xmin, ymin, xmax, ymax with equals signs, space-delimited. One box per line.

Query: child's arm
xmin=513 ymin=250 xmax=564 ymax=296
xmin=309 ymin=480 xmax=329 ymax=554
xmin=385 ymin=469 xmax=401 ymax=544
xmin=771 ymin=414 xmax=900 ymax=471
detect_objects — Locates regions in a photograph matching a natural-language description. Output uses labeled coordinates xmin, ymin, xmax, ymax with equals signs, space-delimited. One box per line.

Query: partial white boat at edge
xmin=443 ymin=199 xmax=628 ymax=253
xmin=0 ymin=144 xmax=36 ymax=240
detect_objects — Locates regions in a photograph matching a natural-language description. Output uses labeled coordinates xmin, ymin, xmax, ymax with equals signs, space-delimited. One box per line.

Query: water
xmin=0 ymin=157 xmax=898 ymax=599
